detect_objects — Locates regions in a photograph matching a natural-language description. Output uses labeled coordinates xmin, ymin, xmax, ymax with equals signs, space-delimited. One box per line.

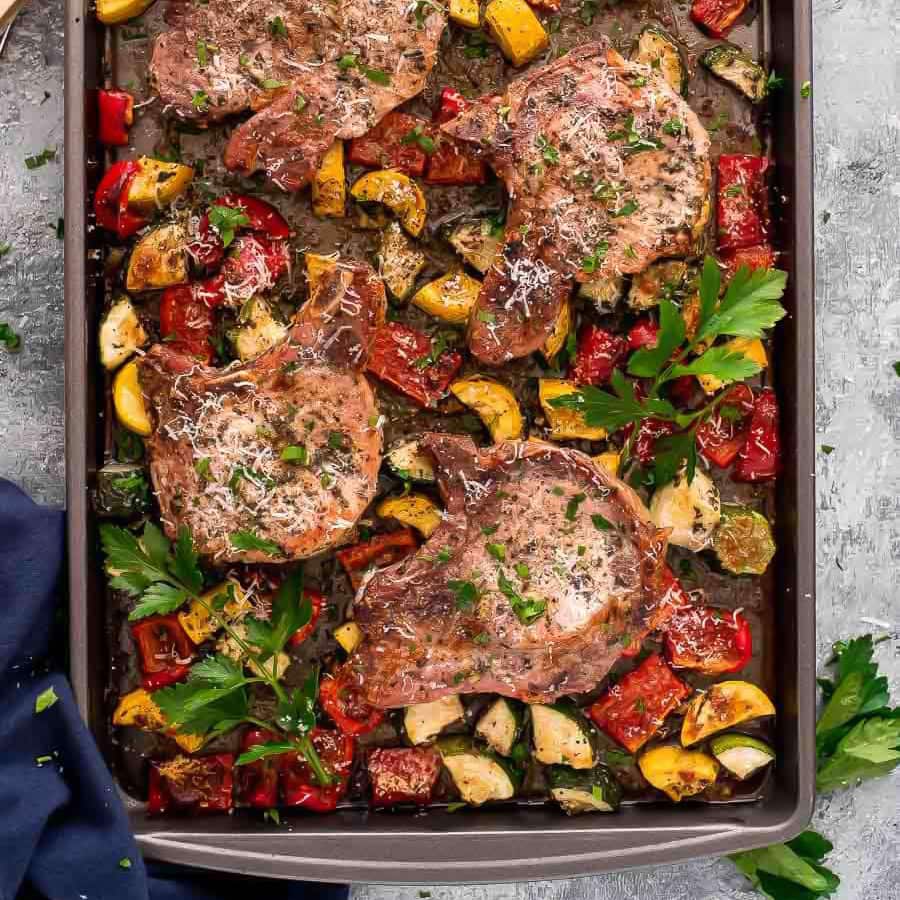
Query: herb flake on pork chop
xmin=442 ymin=42 xmax=711 ymax=364
xmin=137 ymin=262 xmax=386 ymax=562
xmin=350 ymin=434 xmax=680 ymax=708
xmin=150 ymin=0 xmax=445 ymax=190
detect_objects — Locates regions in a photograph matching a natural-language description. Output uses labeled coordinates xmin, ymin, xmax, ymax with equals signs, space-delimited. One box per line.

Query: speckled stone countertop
xmin=0 ymin=2 xmax=897 ymax=897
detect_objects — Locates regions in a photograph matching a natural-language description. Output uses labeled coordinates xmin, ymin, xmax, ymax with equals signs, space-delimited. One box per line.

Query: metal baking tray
xmin=64 ymin=0 xmax=815 ymax=882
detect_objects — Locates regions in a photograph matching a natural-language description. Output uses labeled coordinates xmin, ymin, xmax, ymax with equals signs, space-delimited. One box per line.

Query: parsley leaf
xmin=208 ymin=204 xmax=250 ymax=248
xmin=229 ymin=530 xmax=283 ymax=556
xmin=497 ymin=570 xmax=546 ymax=625
xmin=448 ymin=579 xmax=480 ymax=611
xmin=25 ymin=147 xmax=57 ymax=170
xmin=281 ymin=445 xmax=309 ymax=464
xmin=236 ymin=740 xmax=297 ymax=766
xmin=35 ymin=686 xmax=58 ymax=714
xmin=628 ymin=300 xmax=686 ymax=378
xmin=153 ymin=664 xmax=251 ymax=736
xmin=401 ymin=125 xmax=436 ymax=154
xmin=0 ymin=322 xmax=21 ymax=351
xmin=670 ymin=344 xmax=764 ymax=382
xmin=697 ymin=265 xmax=788 ymax=342
xmin=535 ymin=133 xmax=560 ymax=165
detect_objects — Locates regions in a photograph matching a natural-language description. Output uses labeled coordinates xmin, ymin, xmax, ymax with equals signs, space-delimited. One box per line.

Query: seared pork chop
xmin=443 ymin=42 xmax=711 ymax=364
xmin=150 ymin=0 xmax=445 ymax=190
xmin=351 ymin=434 xmax=680 ymax=708
xmin=137 ymin=262 xmax=386 ymax=562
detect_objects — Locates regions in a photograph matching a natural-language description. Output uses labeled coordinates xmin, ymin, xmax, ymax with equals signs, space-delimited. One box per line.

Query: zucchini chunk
xmin=713 ymin=504 xmax=777 ymax=575
xmin=386 ymin=440 xmax=437 ymax=483
xmin=127 ymin=158 xmax=194 ymax=215
xmin=701 ymin=45 xmax=768 ymax=103
xmin=681 ymin=681 xmax=775 ymax=746
xmin=126 ymin=223 xmax=189 ymax=293
xmin=627 ymin=260 xmax=688 ymax=310
xmin=632 ymin=26 xmax=688 ymax=97
xmin=531 ymin=703 xmax=599 ymax=770
xmin=475 ymin=697 xmax=523 ymax=757
xmin=438 ymin=736 xmax=519 ymax=805
xmin=547 ymin=764 xmax=622 ymax=814
xmin=95 ymin=463 xmax=149 ymax=518
xmin=709 ymin=733 xmax=774 ymax=780
xmin=99 ymin=296 xmax=148 ymax=371
xmin=579 ymin=275 xmax=625 ymax=313
xmin=377 ymin=493 xmax=443 ymax=538
xmin=450 ymin=376 xmax=524 ymax=442
xmin=413 ymin=271 xmax=482 ymax=325
xmin=229 ymin=298 xmax=288 ymax=362
xmin=639 ymin=745 xmax=719 ymax=802
xmin=378 ymin=221 xmax=426 ymax=301
xmin=649 ymin=468 xmax=721 ymax=552
xmin=449 ymin=221 xmax=502 ymax=274
xmin=404 ymin=695 xmax=465 ymax=745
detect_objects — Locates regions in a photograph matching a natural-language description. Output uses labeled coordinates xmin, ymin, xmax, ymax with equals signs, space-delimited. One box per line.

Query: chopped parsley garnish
xmin=229 ymin=530 xmax=282 ymax=556
xmin=0 ymin=323 xmax=21 ymax=351
xmin=25 ymin=147 xmax=57 ymax=170
xmin=414 ymin=331 xmax=452 ymax=369
xmin=433 ymin=548 xmax=453 ymax=565
xmin=630 ymin=75 xmax=648 ymax=87
xmin=582 ymin=241 xmax=609 ymax=274
xmin=497 ymin=570 xmax=546 ymax=625
xmin=228 ymin=466 xmax=275 ymax=492
xmin=724 ymin=184 xmax=744 ymax=197
xmin=119 ymin=857 xmax=132 ymax=869
xmin=294 ymin=93 xmax=307 ymax=113
xmin=476 ymin=310 xmax=496 ymax=323
xmin=281 ymin=445 xmax=309 ymax=464
xmin=800 ymin=80 xmax=811 ymax=98
xmin=610 ymin=199 xmax=638 ymax=218
xmin=661 ymin=117 xmax=684 ymax=137
xmin=514 ymin=562 xmax=530 ymax=581
xmin=260 ymin=79 xmax=288 ymax=90
xmin=486 ymin=542 xmax=506 ymax=562
xmin=552 ymin=487 xmax=565 ymax=496
xmin=535 ymin=133 xmax=560 ymax=165
xmin=196 ymin=38 xmax=209 ymax=67
xmin=320 ymin=472 xmax=334 ymax=488
xmin=565 ymin=492 xmax=586 ymax=521
xmin=208 ymin=204 xmax=250 ymax=248
xmin=264 ymin=808 xmax=281 ymax=825
xmin=327 ymin=431 xmax=346 ymax=451
xmin=35 ymin=686 xmax=58 ymax=713
xmin=401 ymin=125 xmax=436 ymax=154
xmin=481 ymin=523 xmax=499 ymax=535
xmin=0 ymin=241 xmax=11 ymax=257
xmin=766 ymin=70 xmax=786 ymax=92
xmin=624 ymin=244 xmax=637 ymax=260
xmin=591 ymin=513 xmax=612 ymax=531
xmin=191 ymin=91 xmax=210 ymax=111
xmin=607 ymin=115 xmax=662 ymax=154
xmin=893 ymin=361 xmax=900 ymax=378
xmin=473 ymin=632 xmax=490 ymax=645
xmin=463 ymin=30 xmax=491 ymax=58
xmin=448 ymin=579 xmax=479 ymax=610
xmin=336 ymin=53 xmax=390 ymax=84
xmin=592 ymin=181 xmax=623 ymax=202
xmin=268 ymin=16 xmax=289 ymax=38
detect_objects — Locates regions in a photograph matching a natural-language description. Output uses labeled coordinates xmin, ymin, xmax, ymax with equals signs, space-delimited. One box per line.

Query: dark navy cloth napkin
xmin=0 ymin=479 xmax=348 ymax=900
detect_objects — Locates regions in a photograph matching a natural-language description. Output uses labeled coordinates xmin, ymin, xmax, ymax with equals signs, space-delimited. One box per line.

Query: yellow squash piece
xmin=334 ymin=621 xmax=363 ymax=655
xmin=96 ymin=0 xmax=155 ymax=24
xmin=379 ymin=221 xmax=427 ymax=301
xmin=127 ymin=158 xmax=194 ymax=215
xmin=177 ymin=581 xmax=248 ymax=646
xmin=413 ymin=271 xmax=482 ymax=325
xmin=112 ymin=689 xmax=208 ymax=753
xmin=638 ymin=746 xmax=720 ymax=802
xmin=450 ymin=376 xmax=524 ymax=442
xmin=113 ymin=360 xmax=152 ymax=436
xmin=541 ymin=300 xmax=571 ymax=361
xmin=350 ymin=170 xmax=427 ymax=237
xmin=698 ymin=337 xmax=768 ymax=394
xmin=126 ymin=223 xmax=188 ymax=293
xmin=377 ymin=493 xmax=443 ymax=538
xmin=593 ymin=451 xmax=621 ymax=477
xmin=449 ymin=221 xmax=502 ymax=274
xmin=450 ymin=0 xmax=480 ymax=27
xmin=484 ymin=0 xmax=549 ymax=66
xmin=681 ymin=681 xmax=776 ymax=746
xmin=539 ymin=379 xmax=607 ymax=441
xmin=305 ymin=252 xmax=339 ymax=293
xmin=312 ymin=141 xmax=346 ymax=218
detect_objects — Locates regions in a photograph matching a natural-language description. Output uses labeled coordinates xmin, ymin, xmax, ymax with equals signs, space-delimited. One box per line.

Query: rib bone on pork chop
xmin=150 ymin=0 xmax=445 ymax=190
xmin=442 ymin=41 xmax=711 ymax=365
xmin=137 ymin=262 xmax=386 ymax=563
xmin=351 ymin=434 xmax=680 ymax=708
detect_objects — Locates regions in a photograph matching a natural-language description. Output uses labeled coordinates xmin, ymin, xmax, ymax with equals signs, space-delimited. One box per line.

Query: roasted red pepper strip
xmin=336 ymin=528 xmax=419 ymax=590
xmin=433 ymin=87 xmax=469 ymax=125
xmin=696 ymin=383 xmax=755 ymax=468
xmin=319 ymin=671 xmax=384 ymax=736
xmin=588 ymin=653 xmax=690 ymax=754
xmin=235 ymin=729 xmax=280 ymax=808
xmin=159 ymin=284 xmax=215 ymax=364
xmin=717 ymin=154 xmax=770 ymax=252
xmin=288 ymin=589 xmax=325 ymax=647
xmin=98 ymin=89 xmax=135 ymax=147
xmin=131 ymin=614 xmax=195 ymax=691
xmin=627 ymin=318 xmax=659 ymax=351
xmin=569 ymin=325 xmax=628 ymax=386
xmin=733 ymin=387 xmax=782 ymax=482
xmin=280 ymin=728 xmax=355 ymax=811
xmin=347 ymin=111 xmax=429 ymax=176
xmin=366 ymin=322 xmax=463 ymax=409
xmin=93 ymin=160 xmax=147 ymax=239
xmin=664 ymin=605 xmax=752 ymax=674
xmin=721 ymin=244 xmax=776 ymax=280
xmin=367 ymin=747 xmax=442 ymax=807
xmin=690 ymin=0 xmax=749 ymax=37
xmin=148 ymin=754 xmax=234 ymax=815
xmin=427 ymin=88 xmax=487 ymax=186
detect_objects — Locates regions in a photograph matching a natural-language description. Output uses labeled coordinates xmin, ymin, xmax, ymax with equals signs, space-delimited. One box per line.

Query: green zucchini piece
xmin=438 ymin=736 xmax=520 ymax=805
xmin=547 ymin=764 xmax=622 ymax=814
xmin=229 ymin=298 xmax=288 ymax=362
xmin=531 ymin=703 xmax=599 ymax=770
xmin=386 ymin=440 xmax=437 ymax=483
xmin=404 ymin=695 xmax=464 ymax=745
xmin=649 ymin=468 xmax=721 ymax=552
xmin=474 ymin=697 xmax=523 ymax=757
xmin=709 ymin=733 xmax=774 ymax=780
xmin=448 ymin=221 xmax=502 ymax=274
xmin=627 ymin=260 xmax=689 ymax=310
xmin=713 ymin=504 xmax=777 ymax=575
xmin=632 ymin=26 xmax=688 ymax=97
xmin=95 ymin=463 xmax=150 ymax=518
xmin=99 ymin=296 xmax=148 ymax=371
xmin=379 ymin=221 xmax=427 ymax=300
xmin=701 ymin=45 xmax=768 ymax=103
xmin=579 ymin=275 xmax=625 ymax=313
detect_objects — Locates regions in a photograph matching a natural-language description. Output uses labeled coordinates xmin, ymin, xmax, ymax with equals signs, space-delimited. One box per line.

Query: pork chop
xmin=137 ymin=262 xmax=386 ymax=562
xmin=150 ymin=0 xmax=445 ymax=190
xmin=442 ymin=41 xmax=711 ymax=364
xmin=350 ymin=434 xmax=681 ymax=708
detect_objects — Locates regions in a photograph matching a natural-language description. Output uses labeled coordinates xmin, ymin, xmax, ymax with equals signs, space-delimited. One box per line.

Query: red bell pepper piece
xmin=427 ymin=88 xmax=487 ymax=186
xmin=347 ymin=111 xmax=429 ymax=176
xmin=131 ymin=614 xmax=195 ymax=691
xmin=366 ymin=322 xmax=463 ymax=409
xmin=195 ymin=234 xmax=291 ymax=309
xmin=288 ymin=589 xmax=325 ymax=647
xmin=280 ymin=728 xmax=355 ymax=811
xmin=733 ymin=387 xmax=782 ymax=482
xmin=690 ymin=0 xmax=749 ymax=37
xmin=717 ymin=154 xmax=770 ymax=252
xmin=668 ymin=374 xmax=700 ymax=409
xmin=433 ymin=88 xmax=469 ymax=125
xmin=148 ymin=753 xmax=234 ymax=815
xmin=588 ymin=653 xmax=690 ymax=754
xmin=664 ymin=605 xmax=752 ymax=674
xmin=627 ymin=318 xmax=659 ymax=351
xmin=569 ymin=325 xmax=628 ymax=386
xmin=631 ymin=418 xmax=679 ymax=465
xmin=159 ymin=284 xmax=216 ymax=364
xmin=235 ymin=729 xmax=280 ymax=808
xmin=367 ymin=747 xmax=442 ymax=807
xmin=721 ymin=244 xmax=776 ymax=280
xmin=319 ymin=671 xmax=384 ymax=736
xmin=98 ymin=89 xmax=135 ymax=147
xmin=93 ymin=160 xmax=147 ymax=239
xmin=336 ymin=528 xmax=419 ymax=591
xmin=696 ymin=383 xmax=755 ymax=468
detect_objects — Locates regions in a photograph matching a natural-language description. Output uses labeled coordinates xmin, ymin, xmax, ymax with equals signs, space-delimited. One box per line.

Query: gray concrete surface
xmin=0 ymin=1 xmax=898 ymax=897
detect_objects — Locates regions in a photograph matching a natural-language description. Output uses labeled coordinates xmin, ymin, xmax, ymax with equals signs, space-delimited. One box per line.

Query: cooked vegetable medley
xmin=96 ymin=0 xmax=784 ymax=817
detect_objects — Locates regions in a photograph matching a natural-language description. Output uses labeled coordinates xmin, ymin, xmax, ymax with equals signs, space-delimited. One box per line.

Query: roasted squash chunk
xmin=312 ymin=141 xmax=346 ymax=218
xmin=450 ymin=376 xmax=524 ymax=442
xmin=126 ymin=223 xmax=188 ymax=293
xmin=413 ymin=271 xmax=482 ymax=325
xmin=96 ymin=0 xmax=155 ymax=24
xmin=485 ymin=0 xmax=549 ymax=67
xmin=377 ymin=494 xmax=443 ymax=538
xmin=539 ymin=379 xmax=607 ymax=441
xmin=639 ymin=746 xmax=719 ymax=802
xmin=450 ymin=0 xmax=481 ymax=27
xmin=113 ymin=360 xmax=152 ymax=436
xmin=351 ymin=170 xmax=427 ymax=237
xmin=127 ymin=158 xmax=194 ymax=215
xmin=681 ymin=681 xmax=776 ymax=746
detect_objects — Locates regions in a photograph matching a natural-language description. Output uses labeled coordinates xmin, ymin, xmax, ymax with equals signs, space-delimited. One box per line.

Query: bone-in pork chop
xmin=350 ymin=434 xmax=680 ymax=708
xmin=137 ymin=262 xmax=386 ymax=562
xmin=443 ymin=42 xmax=711 ymax=364
xmin=150 ymin=0 xmax=445 ymax=190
